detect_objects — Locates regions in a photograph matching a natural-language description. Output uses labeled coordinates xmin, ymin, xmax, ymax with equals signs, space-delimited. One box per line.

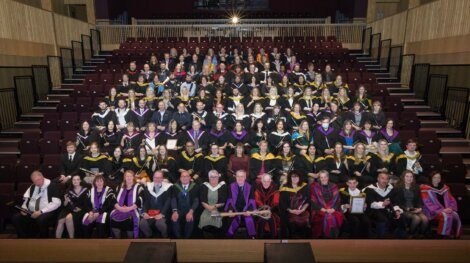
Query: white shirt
xmin=23 ymin=179 xmax=61 ymax=213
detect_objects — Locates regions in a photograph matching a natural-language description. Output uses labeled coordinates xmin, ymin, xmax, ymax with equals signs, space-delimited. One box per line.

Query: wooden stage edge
xmin=0 ymin=239 xmax=469 ymax=263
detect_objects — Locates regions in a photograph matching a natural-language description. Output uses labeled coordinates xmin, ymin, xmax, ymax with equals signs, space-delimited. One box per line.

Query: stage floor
xmin=0 ymin=239 xmax=468 ymax=262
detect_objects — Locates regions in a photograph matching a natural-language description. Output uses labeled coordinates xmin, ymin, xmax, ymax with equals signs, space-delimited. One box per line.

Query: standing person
xmin=12 ymin=171 xmax=61 ymax=238
xmin=171 ymin=171 xmax=199 ymax=238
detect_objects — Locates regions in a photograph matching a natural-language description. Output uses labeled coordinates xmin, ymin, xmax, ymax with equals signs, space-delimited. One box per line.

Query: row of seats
xmin=125 ymin=36 xmax=339 ymax=44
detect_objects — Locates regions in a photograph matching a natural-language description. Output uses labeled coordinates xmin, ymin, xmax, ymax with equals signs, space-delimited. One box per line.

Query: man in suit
xmin=151 ymin=100 xmax=172 ymax=132
xmin=58 ymin=141 xmax=83 ymax=184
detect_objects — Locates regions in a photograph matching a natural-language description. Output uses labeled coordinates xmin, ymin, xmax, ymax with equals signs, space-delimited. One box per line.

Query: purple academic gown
xmin=110 ymin=184 xmax=141 ymax=238
xmin=224 ymin=182 xmax=257 ymax=237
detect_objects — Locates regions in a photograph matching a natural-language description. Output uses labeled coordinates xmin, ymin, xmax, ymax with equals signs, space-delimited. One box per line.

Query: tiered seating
xmin=0 ymin=35 xmax=467 ymax=204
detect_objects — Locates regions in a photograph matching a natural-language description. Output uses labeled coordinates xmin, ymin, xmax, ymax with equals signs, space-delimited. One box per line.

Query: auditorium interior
xmin=0 ymin=0 xmax=469 ymax=262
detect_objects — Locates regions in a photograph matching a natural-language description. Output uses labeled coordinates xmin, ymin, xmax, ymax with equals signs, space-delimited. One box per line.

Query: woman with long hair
xmin=56 ymin=175 xmax=88 ymax=238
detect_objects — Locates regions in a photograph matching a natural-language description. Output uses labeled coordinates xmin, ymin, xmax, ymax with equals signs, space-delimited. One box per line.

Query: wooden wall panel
xmin=405 ymin=0 xmax=470 ymax=43
xmin=0 ymin=1 xmax=55 ymax=44
xmin=370 ymin=11 xmax=407 ymax=45
xmin=54 ymin=13 xmax=94 ymax=48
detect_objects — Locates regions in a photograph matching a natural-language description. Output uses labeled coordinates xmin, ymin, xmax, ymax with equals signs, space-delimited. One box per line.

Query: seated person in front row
xmin=198 ymin=170 xmax=227 ymax=238
xmin=363 ymin=172 xmax=406 ymax=238
xmin=254 ymin=174 xmax=280 ymax=239
xmin=225 ymin=170 xmax=257 ymax=238
xmin=340 ymin=177 xmax=370 ymax=238
xmin=12 ymin=171 xmax=61 ymax=238
xmin=140 ymin=170 xmax=172 ymax=238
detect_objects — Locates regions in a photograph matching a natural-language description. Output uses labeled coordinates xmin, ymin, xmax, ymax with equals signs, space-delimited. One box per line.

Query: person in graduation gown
xmin=159 ymin=119 xmax=183 ymax=154
xmin=336 ymin=87 xmax=353 ymax=112
xmin=339 ymin=176 xmax=370 ymax=238
xmin=337 ymin=120 xmax=359 ymax=154
xmin=191 ymin=100 xmax=210 ymax=129
xmin=114 ymin=99 xmax=131 ymax=131
xmin=370 ymin=139 xmax=397 ymax=179
xmin=171 ymin=171 xmax=199 ymax=238
xmin=143 ymin=86 xmax=159 ymax=111
xmin=357 ymin=120 xmax=379 ymax=152
xmin=56 ymin=174 xmax=88 ymax=238
xmin=287 ymin=103 xmax=307 ymax=131
xmin=140 ymin=171 xmax=173 ymax=238
xmin=101 ymin=120 xmax=121 ymax=155
xmin=345 ymin=143 xmax=374 ymax=187
xmin=228 ymin=121 xmax=251 ymax=152
xmin=328 ymin=75 xmax=349 ymax=95
xmin=76 ymin=121 xmax=99 ymax=153
xmin=82 ymin=175 xmax=116 ymax=238
xmin=266 ymin=104 xmax=287 ymax=132
xmin=202 ymin=144 xmax=229 ymax=182
xmin=249 ymin=119 xmax=268 ymax=152
xmin=276 ymin=142 xmax=296 ymax=185
xmin=394 ymin=170 xmax=429 ymax=238
xmin=268 ymin=119 xmax=291 ymax=155
xmin=181 ymin=119 xmax=210 ymax=154
xmin=104 ymin=87 xmax=119 ymax=110
xmin=130 ymin=99 xmax=152 ymax=130
xmin=279 ymin=171 xmax=310 ymax=238
xmin=323 ymin=142 xmax=349 ymax=184
xmin=198 ymin=170 xmax=228 ymax=238
xmin=363 ymin=172 xmax=406 ymax=238
xmin=122 ymin=147 xmax=152 ymax=184
xmin=313 ymin=116 xmax=338 ymax=156
xmin=120 ymin=122 xmax=142 ymax=157
xmin=310 ymin=170 xmax=344 ymax=238
xmin=298 ymin=87 xmax=317 ymax=113
xmin=208 ymin=119 xmax=231 ymax=154
xmin=12 ymin=171 xmax=61 ymax=238
xmin=176 ymin=141 xmax=204 ymax=181
xmin=153 ymin=145 xmax=177 ymax=183
xmin=249 ymin=141 xmax=279 ymax=183
xmin=351 ymin=84 xmax=370 ymax=109
xmin=306 ymin=103 xmax=322 ymax=127
xmin=227 ymin=103 xmax=252 ymax=131
xmin=294 ymin=144 xmax=325 ymax=184
xmin=92 ymin=101 xmax=116 ymax=131
xmin=395 ymin=139 xmax=426 ymax=184
xmin=279 ymin=86 xmax=298 ymax=112
xmin=81 ymin=142 xmax=112 ymax=185
xmin=224 ymin=170 xmax=257 ymax=238
xmin=254 ymin=174 xmax=280 ymax=238
xmin=172 ymin=102 xmax=193 ymax=131
xmin=208 ymin=103 xmax=229 ymax=129
xmin=142 ymin=122 xmax=160 ymax=155
xmin=368 ymin=101 xmax=386 ymax=131
xmin=378 ymin=119 xmax=402 ymax=155
xmin=107 ymin=147 xmax=125 ymax=188
xmin=420 ymin=171 xmax=461 ymax=238
xmin=291 ymin=120 xmax=313 ymax=155
xmin=110 ymin=170 xmax=144 ymax=238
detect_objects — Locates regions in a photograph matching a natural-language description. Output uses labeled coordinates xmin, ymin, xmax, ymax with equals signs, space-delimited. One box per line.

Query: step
xmin=37 ymin=100 xmax=60 ymax=105
xmin=376 ymin=77 xmax=398 ymax=81
xmin=60 ymin=83 xmax=83 ymax=86
xmin=0 ymin=138 xmax=21 ymax=148
xmin=401 ymin=98 xmax=424 ymax=103
xmin=420 ymin=127 xmax=463 ymax=137
xmin=14 ymin=121 xmax=41 ymax=129
xmin=416 ymin=111 xmax=442 ymax=118
xmin=52 ymin=88 xmax=75 ymax=93
xmin=419 ymin=120 xmax=449 ymax=128
xmin=387 ymin=87 xmax=410 ymax=92
xmin=440 ymin=146 xmax=470 ymax=155
xmin=404 ymin=105 xmax=431 ymax=112
xmin=440 ymin=138 xmax=470 ymax=147
xmin=0 ymin=128 xmax=41 ymax=135
xmin=390 ymin=92 xmax=416 ymax=98
xmin=31 ymin=106 xmax=57 ymax=113
xmin=21 ymin=113 xmax=44 ymax=118
xmin=47 ymin=94 xmax=70 ymax=99
xmin=0 ymin=146 xmax=20 ymax=155
xmin=378 ymin=82 xmax=402 ymax=85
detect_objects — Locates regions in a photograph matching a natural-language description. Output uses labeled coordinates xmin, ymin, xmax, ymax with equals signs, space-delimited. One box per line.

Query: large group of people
xmin=12 ymin=47 xmax=462 ymax=239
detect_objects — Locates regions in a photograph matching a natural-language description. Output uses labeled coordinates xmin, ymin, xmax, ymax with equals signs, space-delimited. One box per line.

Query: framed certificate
xmin=166 ymin=139 xmax=178 ymax=150
xmin=350 ymin=196 xmax=366 ymax=214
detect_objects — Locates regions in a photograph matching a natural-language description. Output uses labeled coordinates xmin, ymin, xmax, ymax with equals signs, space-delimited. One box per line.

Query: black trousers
xmin=344 ymin=213 xmax=371 ymax=238
xmin=12 ymin=212 xmax=57 ymax=238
